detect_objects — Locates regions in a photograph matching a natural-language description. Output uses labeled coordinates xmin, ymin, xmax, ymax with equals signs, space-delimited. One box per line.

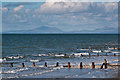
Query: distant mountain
xmin=69 ymin=27 xmax=118 ymax=34
xmin=3 ymin=26 xmax=118 ymax=34
xmin=4 ymin=26 xmax=64 ymax=34
xmin=33 ymin=26 xmax=63 ymax=33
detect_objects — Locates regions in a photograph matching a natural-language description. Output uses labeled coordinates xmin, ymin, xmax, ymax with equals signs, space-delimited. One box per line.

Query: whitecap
xmin=0 ymin=58 xmax=6 ymax=62
xmin=19 ymin=56 xmax=24 ymax=58
xmin=92 ymin=50 xmax=101 ymax=53
xmin=13 ymin=56 xmax=20 ymax=59
xmin=38 ymin=54 xmax=47 ymax=56
xmin=5 ymin=66 xmax=63 ymax=78
xmin=77 ymin=49 xmax=89 ymax=51
xmin=108 ymin=47 xmax=117 ymax=50
xmin=71 ymin=52 xmax=89 ymax=56
xmin=30 ymin=59 xmax=40 ymax=62
xmin=103 ymin=50 xmax=111 ymax=53
xmin=55 ymin=54 xmax=65 ymax=57
xmin=2 ymin=67 xmax=29 ymax=74
xmin=111 ymin=51 xmax=120 ymax=54
xmin=7 ymin=56 xmax=14 ymax=59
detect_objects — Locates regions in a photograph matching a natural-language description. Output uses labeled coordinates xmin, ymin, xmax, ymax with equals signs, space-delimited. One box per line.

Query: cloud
xmin=14 ymin=5 xmax=24 ymax=12
xmin=2 ymin=7 xmax=8 ymax=11
xmin=105 ymin=17 xmax=112 ymax=21
xmin=3 ymin=2 xmax=37 ymax=7
xmin=2 ymin=2 xmax=118 ymax=33
xmin=36 ymin=2 xmax=90 ymax=14
xmin=105 ymin=3 xmax=118 ymax=12
xmin=14 ymin=14 xmax=21 ymax=18
xmin=45 ymin=0 xmax=79 ymax=2
xmin=44 ymin=0 xmax=119 ymax=2
xmin=35 ymin=2 xmax=118 ymax=15
xmin=19 ymin=19 xmax=27 ymax=22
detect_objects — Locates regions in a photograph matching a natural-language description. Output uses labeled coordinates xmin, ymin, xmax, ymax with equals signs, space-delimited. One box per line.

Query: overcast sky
xmin=2 ymin=0 xmax=119 ymax=33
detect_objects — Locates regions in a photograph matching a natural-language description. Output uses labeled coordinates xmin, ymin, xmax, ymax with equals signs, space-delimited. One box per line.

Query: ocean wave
xmin=0 ymin=58 xmax=6 ymax=62
xmin=111 ymin=51 xmax=120 ymax=54
xmin=92 ymin=50 xmax=101 ymax=53
xmin=71 ymin=52 xmax=89 ymax=56
xmin=6 ymin=55 xmax=24 ymax=60
xmin=108 ymin=47 xmax=117 ymax=50
xmin=30 ymin=59 xmax=43 ymax=62
xmin=103 ymin=50 xmax=111 ymax=53
xmin=5 ymin=66 xmax=63 ymax=78
xmin=7 ymin=56 xmax=14 ymax=59
xmin=38 ymin=54 xmax=48 ymax=57
xmin=54 ymin=54 xmax=65 ymax=57
xmin=2 ymin=67 xmax=29 ymax=74
xmin=77 ymin=49 xmax=89 ymax=51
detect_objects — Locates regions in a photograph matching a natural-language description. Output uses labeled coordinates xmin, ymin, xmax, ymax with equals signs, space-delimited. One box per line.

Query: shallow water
xmin=2 ymin=34 xmax=119 ymax=78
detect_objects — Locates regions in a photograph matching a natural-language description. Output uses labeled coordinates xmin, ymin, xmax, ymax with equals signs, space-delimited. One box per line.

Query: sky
xmin=2 ymin=0 xmax=119 ymax=33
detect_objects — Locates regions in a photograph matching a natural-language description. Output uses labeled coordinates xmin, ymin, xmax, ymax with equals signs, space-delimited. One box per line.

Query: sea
xmin=1 ymin=34 xmax=119 ymax=78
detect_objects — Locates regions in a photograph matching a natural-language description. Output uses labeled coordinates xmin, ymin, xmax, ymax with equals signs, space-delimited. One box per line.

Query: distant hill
xmin=3 ymin=26 xmax=118 ymax=34
xmin=4 ymin=26 xmax=64 ymax=34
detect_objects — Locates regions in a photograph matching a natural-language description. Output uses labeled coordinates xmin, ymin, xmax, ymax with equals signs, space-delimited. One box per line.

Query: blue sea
xmin=1 ymin=34 xmax=119 ymax=78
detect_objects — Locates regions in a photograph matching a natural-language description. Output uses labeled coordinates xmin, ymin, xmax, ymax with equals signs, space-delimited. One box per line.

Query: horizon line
xmin=1 ymin=33 xmax=119 ymax=35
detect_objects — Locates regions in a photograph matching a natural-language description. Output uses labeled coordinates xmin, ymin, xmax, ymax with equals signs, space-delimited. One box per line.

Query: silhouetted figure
xmin=100 ymin=59 xmax=107 ymax=69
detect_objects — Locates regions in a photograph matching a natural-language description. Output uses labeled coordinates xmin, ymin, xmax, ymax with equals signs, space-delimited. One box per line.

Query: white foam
xmin=55 ymin=54 xmax=65 ymax=57
xmin=103 ymin=50 xmax=111 ymax=53
xmin=0 ymin=70 xmax=1 ymax=74
xmin=5 ymin=66 xmax=63 ymax=78
xmin=0 ymin=58 xmax=6 ymax=62
xmin=38 ymin=54 xmax=48 ymax=56
xmin=108 ymin=47 xmax=117 ymax=50
xmin=92 ymin=50 xmax=101 ymax=53
xmin=30 ymin=59 xmax=40 ymax=62
xmin=111 ymin=51 xmax=120 ymax=54
xmin=7 ymin=56 xmax=14 ymax=59
xmin=77 ymin=49 xmax=89 ymax=51
xmin=2 ymin=67 xmax=29 ymax=74
xmin=72 ymin=52 xmax=89 ymax=56
xmin=19 ymin=56 xmax=24 ymax=58
xmin=13 ymin=56 xmax=20 ymax=59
